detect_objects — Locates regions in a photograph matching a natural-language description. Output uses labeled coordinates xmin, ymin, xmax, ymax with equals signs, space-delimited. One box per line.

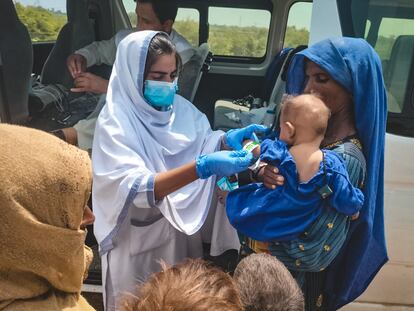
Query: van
xmin=2 ymin=0 xmax=413 ymax=310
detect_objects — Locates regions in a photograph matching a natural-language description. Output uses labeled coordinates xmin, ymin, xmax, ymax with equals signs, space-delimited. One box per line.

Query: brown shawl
xmin=0 ymin=124 xmax=95 ymax=311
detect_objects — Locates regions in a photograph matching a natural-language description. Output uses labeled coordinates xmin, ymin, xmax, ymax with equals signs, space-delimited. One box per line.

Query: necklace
xmin=322 ymin=134 xmax=362 ymax=150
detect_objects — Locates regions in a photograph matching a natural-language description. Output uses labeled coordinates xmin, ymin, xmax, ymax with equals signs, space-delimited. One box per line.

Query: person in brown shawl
xmin=0 ymin=124 xmax=95 ymax=311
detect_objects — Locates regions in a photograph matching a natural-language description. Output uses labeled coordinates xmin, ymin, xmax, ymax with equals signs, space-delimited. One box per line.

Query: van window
xmin=376 ymin=17 xmax=414 ymax=115
xmin=122 ymin=0 xmax=137 ymax=26
xmin=207 ymin=7 xmax=271 ymax=58
xmin=14 ymin=1 xmax=67 ymax=42
xmin=174 ymin=8 xmax=199 ymax=47
xmin=284 ymin=2 xmax=312 ymax=48
xmin=375 ymin=18 xmax=414 ymax=60
xmin=338 ymin=0 xmax=414 ymax=137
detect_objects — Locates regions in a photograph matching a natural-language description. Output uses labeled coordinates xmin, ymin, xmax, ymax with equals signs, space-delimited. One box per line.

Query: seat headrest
xmin=391 ymin=35 xmax=414 ymax=56
xmin=67 ymin=0 xmax=90 ymax=22
xmin=0 ymin=0 xmax=21 ymax=28
xmin=386 ymin=35 xmax=414 ymax=110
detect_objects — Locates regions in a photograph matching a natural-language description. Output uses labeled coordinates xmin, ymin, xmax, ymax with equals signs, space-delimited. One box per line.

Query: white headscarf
xmin=92 ymin=31 xmax=222 ymax=250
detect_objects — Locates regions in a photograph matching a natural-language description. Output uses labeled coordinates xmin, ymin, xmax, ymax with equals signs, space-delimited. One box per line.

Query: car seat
xmin=40 ymin=0 xmax=95 ymax=89
xmin=0 ymin=0 xmax=33 ymax=124
xmin=385 ymin=35 xmax=414 ymax=113
xmin=178 ymin=43 xmax=212 ymax=102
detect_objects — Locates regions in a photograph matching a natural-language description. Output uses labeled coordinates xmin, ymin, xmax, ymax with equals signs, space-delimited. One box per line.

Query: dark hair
xmin=136 ymin=0 xmax=178 ymax=23
xmin=119 ymin=259 xmax=243 ymax=311
xmin=144 ymin=33 xmax=182 ymax=80
xmin=234 ymin=253 xmax=304 ymax=311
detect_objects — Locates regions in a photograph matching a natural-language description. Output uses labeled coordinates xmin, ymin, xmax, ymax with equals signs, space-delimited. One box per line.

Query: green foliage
xmin=284 ymin=26 xmax=309 ymax=48
xmin=175 ymin=19 xmax=310 ymax=57
xmin=173 ymin=19 xmax=199 ymax=47
xmin=208 ymin=24 xmax=269 ymax=57
xmin=375 ymin=35 xmax=396 ymax=60
xmin=15 ymin=3 xmax=66 ymax=42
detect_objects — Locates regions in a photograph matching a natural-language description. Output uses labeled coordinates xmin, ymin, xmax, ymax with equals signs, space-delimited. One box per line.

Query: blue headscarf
xmin=286 ymin=37 xmax=388 ymax=309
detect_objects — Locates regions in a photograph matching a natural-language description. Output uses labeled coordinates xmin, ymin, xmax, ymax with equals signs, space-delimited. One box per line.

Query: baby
xmin=226 ymin=94 xmax=364 ymax=241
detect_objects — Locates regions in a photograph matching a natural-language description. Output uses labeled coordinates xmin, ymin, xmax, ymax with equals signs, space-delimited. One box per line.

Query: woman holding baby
xmin=246 ymin=37 xmax=387 ymax=310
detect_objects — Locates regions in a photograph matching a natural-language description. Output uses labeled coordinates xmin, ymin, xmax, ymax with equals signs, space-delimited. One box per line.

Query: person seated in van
xmin=119 ymin=259 xmax=243 ymax=311
xmin=0 ymin=124 xmax=95 ymax=311
xmin=233 ymin=253 xmax=304 ymax=311
xmin=226 ymin=94 xmax=364 ymax=243
xmin=55 ymin=0 xmax=194 ymax=149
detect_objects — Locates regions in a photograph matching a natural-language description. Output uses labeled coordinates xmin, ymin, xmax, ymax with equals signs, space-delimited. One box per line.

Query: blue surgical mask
xmin=143 ymin=79 xmax=178 ymax=108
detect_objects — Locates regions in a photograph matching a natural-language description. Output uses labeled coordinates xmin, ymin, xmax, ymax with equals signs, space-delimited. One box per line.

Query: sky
xmin=16 ymin=0 xmax=66 ymax=12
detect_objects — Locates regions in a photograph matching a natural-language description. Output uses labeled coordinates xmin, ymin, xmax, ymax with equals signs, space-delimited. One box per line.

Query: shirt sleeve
xmin=132 ymin=173 xmax=157 ymax=209
xmin=260 ymin=139 xmax=288 ymax=165
xmin=328 ymin=157 xmax=365 ymax=216
xmin=75 ymin=36 xmax=117 ymax=67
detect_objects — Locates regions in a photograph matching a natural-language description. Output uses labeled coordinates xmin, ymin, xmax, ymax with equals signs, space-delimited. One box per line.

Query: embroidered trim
xmin=323 ymin=135 xmax=362 ymax=150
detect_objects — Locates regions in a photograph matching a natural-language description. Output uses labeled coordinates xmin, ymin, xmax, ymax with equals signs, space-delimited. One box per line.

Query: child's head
xmin=120 ymin=259 xmax=243 ymax=311
xmin=233 ymin=253 xmax=304 ymax=311
xmin=279 ymin=94 xmax=330 ymax=145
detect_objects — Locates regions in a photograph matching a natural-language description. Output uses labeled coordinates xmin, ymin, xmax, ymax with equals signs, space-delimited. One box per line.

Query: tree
xmin=15 ymin=3 xmax=66 ymax=42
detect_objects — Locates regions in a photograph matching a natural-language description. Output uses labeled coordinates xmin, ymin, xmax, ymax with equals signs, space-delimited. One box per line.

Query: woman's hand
xmin=196 ymin=150 xmax=254 ymax=179
xmin=224 ymin=124 xmax=269 ymax=150
xmin=262 ymin=164 xmax=285 ymax=189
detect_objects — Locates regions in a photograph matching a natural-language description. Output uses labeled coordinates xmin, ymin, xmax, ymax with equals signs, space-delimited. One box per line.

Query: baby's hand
xmin=242 ymin=139 xmax=261 ymax=158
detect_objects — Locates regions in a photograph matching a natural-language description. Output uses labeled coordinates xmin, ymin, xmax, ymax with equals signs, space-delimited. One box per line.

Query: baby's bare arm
xmin=242 ymin=139 xmax=261 ymax=158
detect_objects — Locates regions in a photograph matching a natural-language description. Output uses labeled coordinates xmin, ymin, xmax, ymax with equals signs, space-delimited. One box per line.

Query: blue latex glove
xmin=225 ymin=124 xmax=269 ymax=150
xmin=196 ymin=150 xmax=254 ymax=179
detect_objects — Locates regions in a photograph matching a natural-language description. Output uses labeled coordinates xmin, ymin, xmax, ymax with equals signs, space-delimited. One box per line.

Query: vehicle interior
xmin=1 ymin=0 xmax=303 ymax=131
xmin=337 ymin=0 xmax=414 ymax=137
xmin=1 ymin=0 xmax=413 ymax=309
